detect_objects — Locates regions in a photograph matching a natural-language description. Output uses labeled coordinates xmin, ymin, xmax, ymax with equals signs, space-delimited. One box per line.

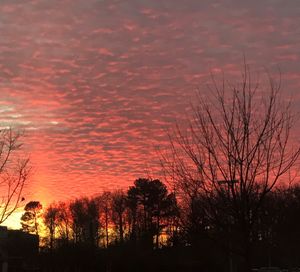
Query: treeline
xmin=41 ymin=178 xmax=179 ymax=250
xmin=20 ymin=178 xmax=300 ymax=272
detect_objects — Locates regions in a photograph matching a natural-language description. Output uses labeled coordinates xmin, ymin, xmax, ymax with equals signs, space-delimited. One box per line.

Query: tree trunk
xmin=156 ymin=214 xmax=160 ymax=249
xmin=105 ymin=211 xmax=109 ymax=247
xmin=119 ymin=213 xmax=123 ymax=243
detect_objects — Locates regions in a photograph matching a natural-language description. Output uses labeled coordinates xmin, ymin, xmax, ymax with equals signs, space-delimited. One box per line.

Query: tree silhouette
xmin=162 ymin=65 xmax=300 ymax=271
xmin=0 ymin=128 xmax=30 ymax=224
xmin=128 ymin=178 xmax=179 ymax=248
xmin=163 ymin=192 xmax=180 ymax=246
xmin=21 ymin=201 xmax=43 ymax=235
xmin=85 ymin=198 xmax=100 ymax=247
xmin=126 ymin=185 xmax=138 ymax=243
xmin=271 ymin=185 xmax=300 ymax=267
xmin=96 ymin=191 xmax=112 ymax=247
xmin=111 ymin=190 xmax=127 ymax=244
xmin=44 ymin=204 xmax=59 ymax=250
xmin=26 ymin=179 xmax=300 ymax=271
xmin=69 ymin=197 xmax=100 ymax=246
xmin=56 ymin=201 xmax=71 ymax=241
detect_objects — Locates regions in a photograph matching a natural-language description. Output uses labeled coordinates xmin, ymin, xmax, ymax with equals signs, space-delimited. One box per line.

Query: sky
xmin=0 ymin=0 xmax=300 ymax=227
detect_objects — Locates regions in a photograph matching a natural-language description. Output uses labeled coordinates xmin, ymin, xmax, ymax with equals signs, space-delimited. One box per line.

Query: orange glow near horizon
xmin=2 ymin=211 xmax=23 ymax=230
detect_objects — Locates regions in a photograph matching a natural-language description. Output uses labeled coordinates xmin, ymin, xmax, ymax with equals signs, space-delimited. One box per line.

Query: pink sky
xmin=0 ymin=0 xmax=300 ymax=212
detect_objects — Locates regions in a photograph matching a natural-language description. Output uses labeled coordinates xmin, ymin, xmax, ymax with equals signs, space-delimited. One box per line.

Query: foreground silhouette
xmin=160 ymin=66 xmax=300 ymax=272
xmin=14 ymin=179 xmax=300 ymax=271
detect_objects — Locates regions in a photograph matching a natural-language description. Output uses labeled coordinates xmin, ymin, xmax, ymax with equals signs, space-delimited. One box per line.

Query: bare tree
xmin=97 ymin=191 xmax=112 ymax=247
xmin=56 ymin=201 xmax=71 ymax=241
xmin=69 ymin=197 xmax=100 ymax=246
xmin=162 ymin=65 xmax=300 ymax=271
xmin=44 ymin=204 xmax=59 ymax=250
xmin=0 ymin=128 xmax=30 ymax=224
xmin=111 ymin=190 xmax=127 ymax=244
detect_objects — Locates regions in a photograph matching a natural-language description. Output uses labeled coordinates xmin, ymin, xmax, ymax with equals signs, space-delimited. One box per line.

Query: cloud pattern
xmin=0 ymin=0 xmax=299 ymax=205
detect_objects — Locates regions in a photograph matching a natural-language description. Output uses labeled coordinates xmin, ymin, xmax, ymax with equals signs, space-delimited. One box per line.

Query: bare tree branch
xmin=0 ymin=128 xmax=30 ymax=224
xmin=161 ymin=65 xmax=300 ymax=270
